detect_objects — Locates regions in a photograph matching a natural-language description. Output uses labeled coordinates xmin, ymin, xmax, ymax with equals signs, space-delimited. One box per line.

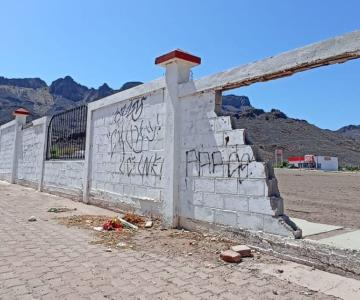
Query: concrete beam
xmin=179 ymin=29 xmax=360 ymax=97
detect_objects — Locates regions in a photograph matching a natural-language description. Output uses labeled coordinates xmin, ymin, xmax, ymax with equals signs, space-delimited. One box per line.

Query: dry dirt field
xmin=275 ymin=168 xmax=360 ymax=229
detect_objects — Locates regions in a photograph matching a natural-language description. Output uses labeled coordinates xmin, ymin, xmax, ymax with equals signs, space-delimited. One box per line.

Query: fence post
xmin=83 ymin=106 xmax=93 ymax=203
xmin=38 ymin=117 xmax=49 ymax=191
xmin=10 ymin=108 xmax=30 ymax=184
xmin=155 ymin=50 xmax=201 ymax=228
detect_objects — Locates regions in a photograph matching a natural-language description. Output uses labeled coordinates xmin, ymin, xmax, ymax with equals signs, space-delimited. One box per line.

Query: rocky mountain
xmin=1 ymin=76 xmax=359 ymax=166
xmin=221 ymin=97 xmax=360 ymax=167
xmin=336 ymin=125 xmax=360 ymax=141
xmin=0 ymin=76 xmax=142 ymax=124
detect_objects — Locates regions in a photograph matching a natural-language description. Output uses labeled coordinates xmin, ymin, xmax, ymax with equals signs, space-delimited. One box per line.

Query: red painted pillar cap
xmin=155 ymin=49 xmax=201 ymax=66
xmin=13 ymin=108 xmax=30 ymax=116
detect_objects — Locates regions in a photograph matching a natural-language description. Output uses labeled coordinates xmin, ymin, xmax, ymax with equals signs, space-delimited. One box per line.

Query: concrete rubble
xmin=230 ymin=245 xmax=252 ymax=257
xmin=220 ymin=250 xmax=242 ymax=263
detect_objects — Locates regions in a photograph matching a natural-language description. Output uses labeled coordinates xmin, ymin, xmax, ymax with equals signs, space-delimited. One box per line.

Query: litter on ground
xmin=48 ymin=207 xmax=77 ymax=213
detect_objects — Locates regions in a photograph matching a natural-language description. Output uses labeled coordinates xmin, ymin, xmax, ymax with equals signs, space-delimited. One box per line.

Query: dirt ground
xmin=57 ymin=214 xmax=276 ymax=266
xmin=275 ymin=168 xmax=360 ymax=229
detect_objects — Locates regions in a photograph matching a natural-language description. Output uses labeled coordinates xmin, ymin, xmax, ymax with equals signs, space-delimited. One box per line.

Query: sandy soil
xmin=275 ymin=169 xmax=360 ymax=228
xmin=56 ymin=213 xmax=278 ymax=266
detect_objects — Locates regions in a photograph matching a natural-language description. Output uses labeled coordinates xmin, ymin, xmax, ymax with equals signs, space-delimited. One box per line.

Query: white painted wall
xmin=316 ymin=156 xmax=339 ymax=171
xmin=177 ymin=90 xmax=292 ymax=236
xmin=43 ymin=160 xmax=84 ymax=195
xmin=88 ymin=88 xmax=165 ymax=214
xmin=0 ymin=121 xmax=16 ymax=181
xmin=16 ymin=118 xmax=47 ymax=185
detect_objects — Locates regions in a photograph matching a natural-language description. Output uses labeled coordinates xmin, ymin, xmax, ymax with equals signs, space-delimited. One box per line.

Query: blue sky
xmin=0 ymin=0 xmax=359 ymax=130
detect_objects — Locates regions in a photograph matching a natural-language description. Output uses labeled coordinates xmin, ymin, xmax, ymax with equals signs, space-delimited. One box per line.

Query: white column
xmin=83 ymin=105 xmax=93 ymax=203
xmin=38 ymin=117 xmax=49 ymax=191
xmin=156 ymin=50 xmax=201 ymax=228
xmin=10 ymin=109 xmax=29 ymax=183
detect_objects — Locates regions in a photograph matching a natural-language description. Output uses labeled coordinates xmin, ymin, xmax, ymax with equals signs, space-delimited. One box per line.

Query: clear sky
xmin=0 ymin=0 xmax=359 ymax=130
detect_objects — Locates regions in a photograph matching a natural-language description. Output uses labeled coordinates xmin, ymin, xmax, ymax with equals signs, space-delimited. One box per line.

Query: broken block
xmin=230 ymin=245 xmax=252 ymax=257
xmin=220 ymin=250 xmax=242 ymax=263
xmin=145 ymin=220 xmax=153 ymax=228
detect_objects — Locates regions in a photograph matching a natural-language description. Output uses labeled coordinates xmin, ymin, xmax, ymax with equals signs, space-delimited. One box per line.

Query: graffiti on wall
xmin=106 ymin=96 xmax=164 ymax=178
xmin=185 ymin=146 xmax=255 ymax=179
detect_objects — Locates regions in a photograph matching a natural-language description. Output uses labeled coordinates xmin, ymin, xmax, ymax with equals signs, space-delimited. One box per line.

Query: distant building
xmin=287 ymin=155 xmax=338 ymax=171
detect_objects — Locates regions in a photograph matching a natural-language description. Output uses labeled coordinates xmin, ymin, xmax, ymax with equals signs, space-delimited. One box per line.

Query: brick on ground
xmin=220 ymin=250 xmax=242 ymax=263
xmin=230 ymin=245 xmax=252 ymax=257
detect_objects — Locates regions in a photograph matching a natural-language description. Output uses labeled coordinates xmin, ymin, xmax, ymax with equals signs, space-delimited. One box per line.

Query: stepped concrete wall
xmin=178 ymin=91 xmax=295 ymax=236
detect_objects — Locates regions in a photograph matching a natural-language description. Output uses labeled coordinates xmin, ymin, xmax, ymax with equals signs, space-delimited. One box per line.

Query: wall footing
xmin=180 ymin=217 xmax=360 ymax=280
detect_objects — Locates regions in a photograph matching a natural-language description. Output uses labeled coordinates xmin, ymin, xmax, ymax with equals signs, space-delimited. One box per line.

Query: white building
xmin=315 ymin=156 xmax=338 ymax=171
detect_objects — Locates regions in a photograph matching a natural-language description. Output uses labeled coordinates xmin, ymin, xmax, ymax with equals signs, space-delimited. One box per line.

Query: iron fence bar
xmin=46 ymin=105 xmax=88 ymax=160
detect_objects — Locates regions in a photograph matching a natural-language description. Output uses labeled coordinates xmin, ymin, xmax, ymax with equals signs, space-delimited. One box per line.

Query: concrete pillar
xmin=155 ymin=49 xmax=201 ymax=228
xmin=10 ymin=108 xmax=30 ymax=183
xmin=38 ymin=117 xmax=49 ymax=191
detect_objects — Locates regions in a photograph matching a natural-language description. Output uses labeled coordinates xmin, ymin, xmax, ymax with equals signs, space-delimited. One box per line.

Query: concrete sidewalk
xmin=0 ymin=181 xmax=358 ymax=299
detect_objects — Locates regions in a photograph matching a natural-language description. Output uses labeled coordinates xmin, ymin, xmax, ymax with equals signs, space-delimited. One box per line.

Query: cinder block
xmin=263 ymin=215 xmax=293 ymax=237
xmin=192 ymin=192 xmax=203 ymax=206
xmin=112 ymin=183 xmax=124 ymax=194
xmin=238 ymin=179 xmax=266 ymax=196
xmin=130 ymin=174 xmax=143 ymax=185
xmin=223 ymin=195 xmax=248 ymax=212
xmin=223 ymin=129 xmax=245 ymax=146
xmin=123 ymin=184 xmax=134 ymax=196
xmin=194 ymin=178 xmax=215 ymax=192
xmin=248 ymin=196 xmax=276 ymax=216
xmin=237 ymin=212 xmax=264 ymax=231
xmin=194 ymin=206 xmax=214 ymax=223
xmin=202 ymin=193 xmax=224 ymax=209
xmin=215 ymin=178 xmax=238 ymax=194
xmin=214 ymin=132 xmax=224 ymax=146
xmin=214 ymin=209 xmax=237 ymax=226
xmin=201 ymin=164 xmax=224 ymax=178
xmin=220 ymin=145 xmax=254 ymax=163
xmin=214 ymin=116 xmax=232 ymax=132
xmin=142 ymin=175 xmax=156 ymax=187
xmin=246 ymin=162 xmax=266 ymax=179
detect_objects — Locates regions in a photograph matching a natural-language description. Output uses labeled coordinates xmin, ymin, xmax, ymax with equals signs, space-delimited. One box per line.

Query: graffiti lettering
xmin=185 ymin=146 xmax=255 ymax=179
xmin=106 ymin=96 xmax=164 ymax=178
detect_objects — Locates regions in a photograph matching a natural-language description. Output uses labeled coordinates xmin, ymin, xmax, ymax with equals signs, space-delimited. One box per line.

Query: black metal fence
xmin=46 ymin=105 xmax=87 ymax=160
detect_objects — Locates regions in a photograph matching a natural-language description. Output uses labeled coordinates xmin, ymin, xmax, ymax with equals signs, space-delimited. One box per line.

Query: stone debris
xmin=230 ymin=245 xmax=252 ymax=257
xmin=117 ymin=242 xmax=127 ymax=248
xmin=93 ymin=226 xmax=103 ymax=232
xmin=28 ymin=216 xmax=37 ymax=222
xmin=144 ymin=220 xmax=153 ymax=228
xmin=105 ymin=248 xmax=112 ymax=252
xmin=118 ymin=216 xmax=138 ymax=230
xmin=47 ymin=207 xmax=77 ymax=213
xmin=220 ymin=250 xmax=242 ymax=263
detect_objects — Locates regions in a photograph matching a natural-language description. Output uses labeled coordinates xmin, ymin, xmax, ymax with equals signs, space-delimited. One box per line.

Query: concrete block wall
xmin=0 ymin=121 xmax=16 ymax=181
xmin=0 ymin=49 xmax=301 ymax=238
xmin=43 ymin=160 xmax=84 ymax=196
xmin=16 ymin=118 xmax=46 ymax=186
xmin=0 ymin=116 xmax=84 ymax=197
xmin=88 ymin=88 xmax=165 ymax=214
xmin=178 ymin=91 xmax=296 ymax=237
